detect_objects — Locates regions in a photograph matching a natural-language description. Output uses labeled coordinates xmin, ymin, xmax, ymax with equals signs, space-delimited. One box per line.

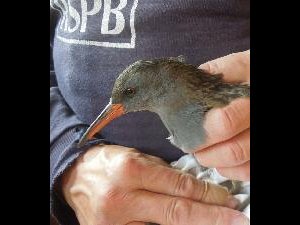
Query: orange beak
xmin=78 ymin=102 xmax=125 ymax=147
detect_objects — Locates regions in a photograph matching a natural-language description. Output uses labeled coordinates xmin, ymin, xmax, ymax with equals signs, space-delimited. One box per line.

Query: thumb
xmin=199 ymin=50 xmax=250 ymax=83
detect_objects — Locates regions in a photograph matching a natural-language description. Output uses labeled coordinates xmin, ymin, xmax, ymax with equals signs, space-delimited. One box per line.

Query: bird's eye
xmin=123 ymin=88 xmax=136 ymax=97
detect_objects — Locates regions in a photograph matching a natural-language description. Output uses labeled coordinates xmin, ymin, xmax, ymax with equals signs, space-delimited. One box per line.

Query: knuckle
xmin=174 ymin=174 xmax=196 ymax=197
xmin=102 ymin=186 xmax=120 ymax=202
xmin=94 ymin=186 xmax=125 ymax=215
xmin=93 ymin=189 xmax=115 ymax=212
xmin=218 ymin=107 xmax=236 ymax=135
xmin=118 ymin=152 xmax=143 ymax=177
xmin=228 ymin=140 xmax=248 ymax=164
xmin=166 ymin=198 xmax=191 ymax=225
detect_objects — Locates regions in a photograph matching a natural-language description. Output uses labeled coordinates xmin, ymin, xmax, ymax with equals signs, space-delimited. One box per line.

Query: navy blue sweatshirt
xmin=50 ymin=0 xmax=249 ymax=224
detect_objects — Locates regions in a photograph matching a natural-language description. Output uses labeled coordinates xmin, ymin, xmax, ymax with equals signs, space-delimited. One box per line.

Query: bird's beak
xmin=78 ymin=101 xmax=125 ymax=147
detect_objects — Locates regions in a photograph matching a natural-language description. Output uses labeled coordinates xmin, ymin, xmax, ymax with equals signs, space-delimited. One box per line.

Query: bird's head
xmin=111 ymin=59 xmax=172 ymax=112
xmin=78 ymin=56 xmax=187 ymax=146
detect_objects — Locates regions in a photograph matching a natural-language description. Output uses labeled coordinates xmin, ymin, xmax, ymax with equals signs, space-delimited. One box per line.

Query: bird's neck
xmin=155 ymin=102 xmax=207 ymax=153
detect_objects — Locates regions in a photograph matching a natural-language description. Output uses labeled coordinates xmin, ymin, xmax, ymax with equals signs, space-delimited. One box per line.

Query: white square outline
xmin=56 ymin=0 xmax=139 ymax=49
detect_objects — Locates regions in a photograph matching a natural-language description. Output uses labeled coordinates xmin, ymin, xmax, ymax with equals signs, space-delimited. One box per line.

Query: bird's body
xmin=78 ymin=56 xmax=250 ymax=153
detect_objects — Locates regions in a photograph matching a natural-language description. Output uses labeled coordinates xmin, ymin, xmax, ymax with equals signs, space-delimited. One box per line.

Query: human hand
xmin=196 ymin=50 xmax=250 ymax=181
xmin=61 ymin=144 xmax=248 ymax=225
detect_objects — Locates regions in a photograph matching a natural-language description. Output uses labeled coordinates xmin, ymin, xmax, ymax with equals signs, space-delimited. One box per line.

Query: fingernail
xmin=198 ymin=63 xmax=210 ymax=71
xmin=226 ymin=196 xmax=240 ymax=209
xmin=232 ymin=214 xmax=250 ymax=225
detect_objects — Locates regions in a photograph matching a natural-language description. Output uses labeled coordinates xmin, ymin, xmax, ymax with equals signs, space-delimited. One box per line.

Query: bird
xmin=78 ymin=56 xmax=250 ymax=153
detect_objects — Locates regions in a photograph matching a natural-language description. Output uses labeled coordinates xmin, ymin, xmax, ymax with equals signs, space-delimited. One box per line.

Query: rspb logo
xmin=51 ymin=0 xmax=139 ymax=48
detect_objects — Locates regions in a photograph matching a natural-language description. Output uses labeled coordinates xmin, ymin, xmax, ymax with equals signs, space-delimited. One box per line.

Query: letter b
xmin=101 ymin=0 xmax=127 ymax=35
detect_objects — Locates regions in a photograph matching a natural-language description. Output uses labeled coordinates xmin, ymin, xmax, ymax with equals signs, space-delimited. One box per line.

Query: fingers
xmin=130 ymin=190 xmax=249 ymax=225
xmin=83 ymin=145 xmax=232 ymax=206
xmin=201 ymin=98 xmax=250 ymax=148
xmin=195 ymin=129 xmax=250 ymax=168
xmin=199 ymin=50 xmax=250 ymax=83
xmin=138 ymin=162 xmax=233 ymax=207
xmin=217 ymin=161 xmax=250 ymax=181
xmin=98 ymin=145 xmax=234 ymax=207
